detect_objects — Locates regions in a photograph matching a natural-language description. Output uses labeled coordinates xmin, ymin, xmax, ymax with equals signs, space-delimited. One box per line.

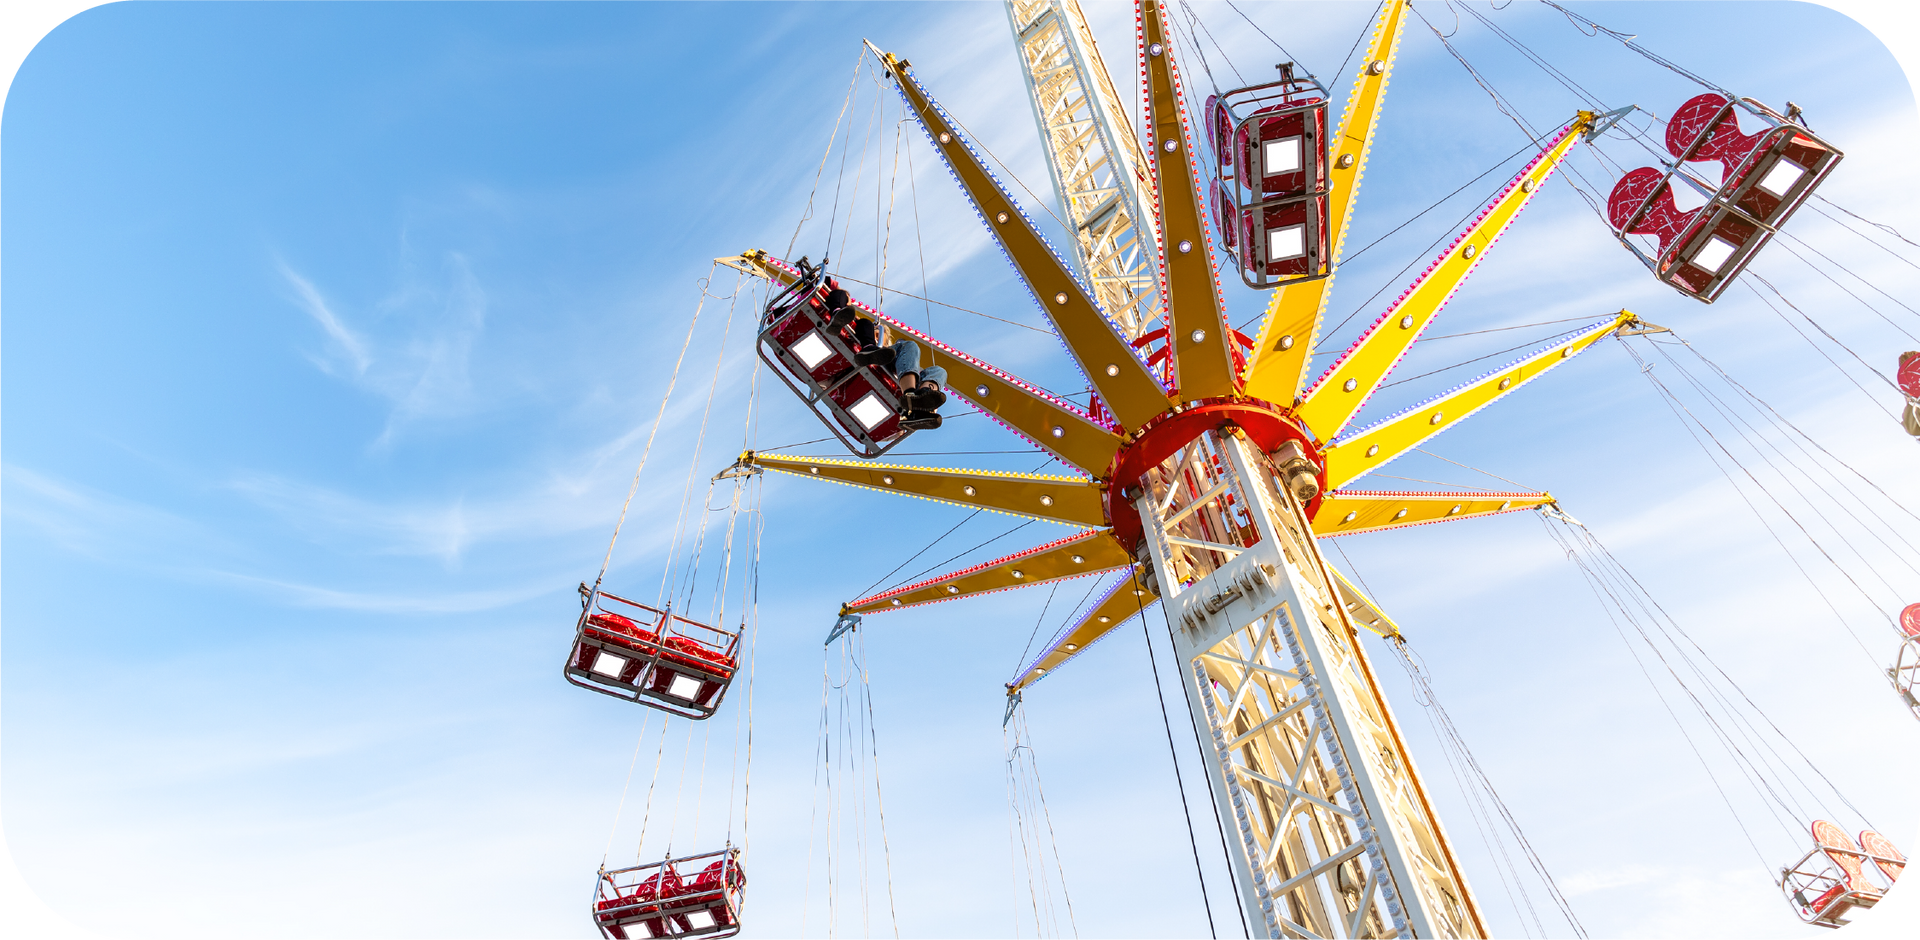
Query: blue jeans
xmin=891 ymin=342 xmax=947 ymax=389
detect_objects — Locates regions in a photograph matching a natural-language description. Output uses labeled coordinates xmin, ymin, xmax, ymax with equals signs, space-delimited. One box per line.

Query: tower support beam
xmin=1131 ymin=429 xmax=1486 ymax=939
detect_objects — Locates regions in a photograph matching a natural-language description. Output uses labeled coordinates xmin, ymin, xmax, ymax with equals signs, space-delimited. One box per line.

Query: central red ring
xmin=1104 ymin=397 xmax=1326 ymax=555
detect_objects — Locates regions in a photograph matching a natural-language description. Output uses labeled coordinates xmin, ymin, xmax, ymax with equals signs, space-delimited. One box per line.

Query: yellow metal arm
xmin=1323 ymin=311 xmax=1636 ymax=490
xmin=1328 ymin=564 xmax=1404 ymax=639
xmin=727 ymin=250 xmax=1126 ymax=476
xmin=1242 ymin=0 xmax=1409 ymax=405
xmin=1297 ymin=115 xmax=1593 ymax=442
xmin=1140 ymin=1 xmax=1237 ymax=401
xmin=869 ymin=44 xmax=1174 ymax=430
xmin=1316 ymin=489 xmax=1553 ymax=540
xmin=1008 ymin=567 xmax=1157 ymax=692
xmin=845 ymin=528 xmax=1131 ymax=614
xmin=741 ymin=451 xmax=1107 ymax=528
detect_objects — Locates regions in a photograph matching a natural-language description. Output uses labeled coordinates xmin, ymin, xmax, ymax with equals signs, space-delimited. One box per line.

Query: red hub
xmin=1104 ymin=397 xmax=1326 ymax=555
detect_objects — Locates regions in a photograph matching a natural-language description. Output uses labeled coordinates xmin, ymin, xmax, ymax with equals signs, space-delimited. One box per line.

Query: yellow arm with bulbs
xmin=844 ymin=528 xmax=1133 ymax=615
xmin=739 ymin=451 xmax=1107 ymax=528
xmin=1140 ymin=0 xmax=1237 ymax=401
xmin=1296 ymin=115 xmax=1596 ymax=441
xmin=1323 ymin=311 xmax=1637 ymax=490
xmin=1242 ymin=0 xmax=1409 ymax=404
xmin=866 ymin=44 xmax=1173 ymax=430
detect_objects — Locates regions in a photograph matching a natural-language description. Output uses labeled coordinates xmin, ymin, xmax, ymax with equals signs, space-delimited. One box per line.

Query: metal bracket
xmin=1539 ymin=501 xmax=1584 ymax=527
xmin=711 ymin=453 xmax=765 ymax=482
xmin=1617 ymin=315 xmax=1672 ymax=337
xmin=1002 ymin=689 xmax=1023 ymax=727
xmin=825 ymin=611 xmax=861 ymax=646
xmin=1583 ymin=104 xmax=1640 ymax=142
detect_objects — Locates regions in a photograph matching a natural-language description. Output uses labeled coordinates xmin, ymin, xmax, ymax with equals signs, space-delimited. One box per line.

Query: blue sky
xmin=5 ymin=2 xmax=1920 ymax=938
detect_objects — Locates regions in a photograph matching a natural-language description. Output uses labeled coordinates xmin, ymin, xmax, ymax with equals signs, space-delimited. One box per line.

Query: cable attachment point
xmin=1539 ymin=501 xmax=1584 ymax=527
xmin=1003 ymin=688 xmax=1023 ymax=728
xmin=1617 ymin=315 xmax=1673 ymax=336
xmin=1581 ymin=104 xmax=1641 ymax=142
xmin=712 ymin=452 xmax=765 ymax=482
xmin=826 ymin=611 xmax=861 ymax=646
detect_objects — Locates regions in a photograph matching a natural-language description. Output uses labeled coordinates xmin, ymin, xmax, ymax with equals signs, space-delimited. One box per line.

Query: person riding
xmin=823 ymin=290 xmax=947 ymax=431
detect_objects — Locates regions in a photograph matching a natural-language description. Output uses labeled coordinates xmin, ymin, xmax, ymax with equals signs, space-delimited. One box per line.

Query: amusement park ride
xmin=572 ymin=2 xmax=1914 ymax=937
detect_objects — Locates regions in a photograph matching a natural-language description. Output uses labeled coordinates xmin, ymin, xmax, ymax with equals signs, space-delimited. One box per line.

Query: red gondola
xmin=1205 ymin=65 xmax=1331 ymax=289
xmin=1894 ymin=602 xmax=1920 ymax=719
xmin=565 ymin=586 xmax=739 ymax=720
xmin=594 ymin=848 xmax=746 ymax=940
xmin=1605 ymin=92 xmax=1842 ymax=303
xmin=756 ymin=259 xmax=914 ymax=459
xmin=1899 ymin=352 xmax=1919 ymax=439
xmin=1781 ymin=820 xmax=1901 ymax=927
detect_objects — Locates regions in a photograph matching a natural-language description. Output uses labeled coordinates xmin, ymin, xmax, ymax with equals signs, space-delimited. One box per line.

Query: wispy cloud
xmin=206 ymin=569 xmax=557 ymax=614
xmin=277 ymin=251 xmax=489 ymax=450
xmin=279 ymin=260 xmax=372 ymax=376
xmin=2 ymin=463 xmax=224 ymax=561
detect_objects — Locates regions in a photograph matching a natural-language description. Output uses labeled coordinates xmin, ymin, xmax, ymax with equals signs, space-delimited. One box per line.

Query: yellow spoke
xmin=1317 ymin=489 xmax=1553 ymax=542
xmin=1141 ymin=1 xmax=1237 ymax=401
xmin=1326 ymin=564 xmax=1406 ymax=639
xmin=845 ymin=528 xmax=1131 ymax=614
xmin=1324 ymin=311 xmax=1637 ymax=489
xmin=1242 ymin=0 xmax=1410 ymax=405
xmin=743 ymin=451 xmax=1106 ymax=528
xmin=1008 ymin=567 xmax=1157 ymax=692
xmin=1296 ymin=114 xmax=1593 ymax=441
xmin=870 ymin=43 xmax=1173 ymax=430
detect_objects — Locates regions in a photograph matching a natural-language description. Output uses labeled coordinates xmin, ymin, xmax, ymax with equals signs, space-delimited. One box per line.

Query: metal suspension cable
xmin=1619 ymin=339 xmax=1886 ymax=668
xmin=1558 ymin=518 xmax=1825 ymax=832
xmin=834 ymin=66 xmax=884 ymax=266
xmin=1770 ymin=237 xmax=1920 ymax=340
xmin=795 ymin=46 xmax=871 ymax=258
xmin=1317 ymin=137 xmax=1559 ymax=345
xmin=856 ymin=628 xmax=903 ymax=938
xmin=1460 ymin=1 xmax=1604 ymax=109
xmin=1222 ymin=0 xmax=1323 ymax=84
xmin=1671 ymin=336 xmax=1920 ymax=526
xmin=1332 ymin=2 xmax=1386 ymax=105
xmin=661 ymin=278 xmax=747 ymax=614
xmin=1741 ymin=278 xmax=1901 ymax=422
xmin=1176 ymin=0 xmax=1243 ymax=101
xmin=1014 ymin=577 xmax=1107 ymax=682
xmin=1536 ymin=0 xmax=1735 ymax=97
xmin=1645 ymin=337 xmax=1920 ymax=585
xmin=1341 ymin=135 xmax=1545 ymax=267
xmin=822 ymin=273 xmax=1059 ymax=336
xmin=1412 ymin=4 xmax=1541 ymax=140
xmin=1812 ymin=193 xmax=1920 ymax=252
xmin=1544 ymin=512 xmax=1878 ymax=845
xmin=634 ymin=714 xmax=674 ymax=861
xmin=602 ymin=710 xmax=656 ymax=864
xmin=1555 ymin=504 xmax=1884 ymax=830
xmin=1003 ymin=708 xmax=1080 ymax=938
xmin=1392 ymin=638 xmax=1583 ymax=937
xmin=1140 ymin=590 xmax=1225 ymax=940
xmin=1379 ymin=324 xmax=1590 ymax=390
xmin=1536 ymin=511 xmax=1778 ymax=872
xmin=1411 ymin=447 xmax=1535 ymax=490
xmin=593 ymin=265 xmax=721 ymax=593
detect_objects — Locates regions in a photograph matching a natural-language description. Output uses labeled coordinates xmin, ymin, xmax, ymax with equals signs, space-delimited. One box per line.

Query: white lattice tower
xmin=1133 ymin=429 xmax=1486 ymax=939
xmin=1005 ymin=0 xmax=1160 ymax=338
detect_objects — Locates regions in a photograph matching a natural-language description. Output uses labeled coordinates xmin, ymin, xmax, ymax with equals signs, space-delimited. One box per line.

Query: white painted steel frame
xmin=1005 ymin=0 xmax=1160 ymax=339
xmin=1892 ymin=634 xmax=1920 ymax=722
xmin=1131 ymin=430 xmax=1486 ymax=939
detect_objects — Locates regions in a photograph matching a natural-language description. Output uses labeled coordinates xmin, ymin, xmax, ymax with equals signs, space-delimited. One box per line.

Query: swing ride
xmin=570 ymin=2 xmax=1918 ymax=937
